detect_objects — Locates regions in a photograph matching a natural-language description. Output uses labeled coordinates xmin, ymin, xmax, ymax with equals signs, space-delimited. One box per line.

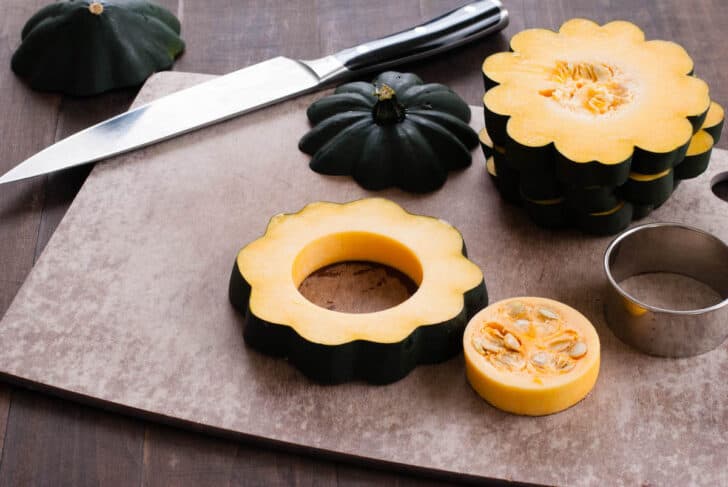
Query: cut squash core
xmin=539 ymin=61 xmax=632 ymax=115
xmin=464 ymin=297 xmax=600 ymax=415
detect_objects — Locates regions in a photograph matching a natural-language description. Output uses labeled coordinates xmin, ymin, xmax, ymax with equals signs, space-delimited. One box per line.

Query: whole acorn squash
xmin=11 ymin=0 xmax=184 ymax=96
xmin=299 ymin=72 xmax=479 ymax=193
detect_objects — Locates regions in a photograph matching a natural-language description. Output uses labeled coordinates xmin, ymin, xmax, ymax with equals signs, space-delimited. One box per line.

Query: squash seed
xmin=508 ymin=302 xmax=527 ymax=318
xmin=539 ymin=307 xmax=559 ymax=320
xmin=548 ymin=339 xmax=572 ymax=352
xmin=535 ymin=321 xmax=560 ymax=337
xmin=555 ymin=357 xmax=575 ymax=372
xmin=472 ymin=337 xmax=486 ymax=354
xmin=530 ymin=351 xmax=552 ymax=368
xmin=473 ymin=336 xmax=503 ymax=354
xmin=504 ymin=333 xmax=521 ymax=351
xmin=547 ymin=331 xmax=578 ymax=352
xmin=494 ymin=352 xmax=526 ymax=370
xmin=569 ymin=341 xmax=587 ymax=359
xmin=514 ymin=319 xmax=530 ymax=331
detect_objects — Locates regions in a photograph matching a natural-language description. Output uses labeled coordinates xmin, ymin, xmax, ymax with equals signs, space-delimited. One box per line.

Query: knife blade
xmin=0 ymin=0 xmax=508 ymax=185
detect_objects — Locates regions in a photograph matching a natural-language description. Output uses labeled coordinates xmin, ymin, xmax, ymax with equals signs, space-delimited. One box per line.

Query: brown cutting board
xmin=1 ymin=72 xmax=727 ymax=486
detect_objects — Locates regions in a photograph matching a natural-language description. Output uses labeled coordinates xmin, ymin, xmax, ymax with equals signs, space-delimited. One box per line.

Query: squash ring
xmin=229 ymin=198 xmax=487 ymax=384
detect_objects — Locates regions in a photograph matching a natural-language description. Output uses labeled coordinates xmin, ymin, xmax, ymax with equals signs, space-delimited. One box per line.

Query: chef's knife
xmin=0 ymin=0 xmax=508 ymax=185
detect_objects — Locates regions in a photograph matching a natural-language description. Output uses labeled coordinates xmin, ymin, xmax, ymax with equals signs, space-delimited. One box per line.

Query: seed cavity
xmin=472 ymin=301 xmax=588 ymax=377
xmin=541 ymin=60 xmax=632 ymax=115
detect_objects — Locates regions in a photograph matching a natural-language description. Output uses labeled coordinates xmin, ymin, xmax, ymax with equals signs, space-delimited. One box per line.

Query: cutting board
xmin=1 ymin=72 xmax=727 ymax=486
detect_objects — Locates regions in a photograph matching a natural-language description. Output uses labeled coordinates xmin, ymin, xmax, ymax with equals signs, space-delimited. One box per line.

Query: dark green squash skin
xmin=523 ymin=198 xmax=568 ymax=229
xmin=630 ymin=141 xmax=690 ymax=174
xmin=300 ymin=72 xmax=478 ymax=193
xmin=11 ymin=0 xmax=184 ymax=96
xmin=632 ymin=203 xmax=655 ymax=220
xmin=487 ymin=173 xmax=521 ymax=205
xmin=487 ymin=167 xmax=521 ymax=205
xmin=674 ymin=146 xmax=713 ymax=180
xmin=483 ymin=103 xmax=709 ymax=187
xmin=481 ymin=138 xmax=520 ymax=204
xmin=688 ymin=109 xmax=710 ymax=135
xmin=565 ymin=185 xmax=620 ymax=214
xmin=520 ymin=172 xmax=562 ymax=200
xmin=555 ymin=153 xmax=632 ymax=188
xmin=483 ymin=104 xmax=509 ymax=147
xmin=228 ymin=249 xmax=488 ymax=385
xmin=574 ymin=202 xmax=634 ymax=236
xmin=480 ymin=139 xmax=493 ymax=159
xmin=619 ymin=170 xmax=675 ymax=206
xmin=703 ymin=119 xmax=724 ymax=143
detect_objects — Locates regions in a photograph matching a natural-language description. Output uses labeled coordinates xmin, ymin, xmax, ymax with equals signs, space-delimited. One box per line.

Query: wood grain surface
xmin=0 ymin=1 xmax=726 ymax=485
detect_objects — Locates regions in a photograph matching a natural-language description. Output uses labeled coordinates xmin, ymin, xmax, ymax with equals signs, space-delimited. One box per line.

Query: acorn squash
xmin=11 ymin=0 xmax=184 ymax=96
xmin=229 ymin=198 xmax=487 ymax=384
xmin=464 ymin=297 xmax=600 ymax=416
xmin=299 ymin=72 xmax=479 ymax=193
xmin=481 ymin=19 xmax=719 ymax=234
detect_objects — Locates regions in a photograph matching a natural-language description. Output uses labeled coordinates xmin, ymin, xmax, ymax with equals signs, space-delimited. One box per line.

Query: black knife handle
xmin=332 ymin=1 xmax=508 ymax=74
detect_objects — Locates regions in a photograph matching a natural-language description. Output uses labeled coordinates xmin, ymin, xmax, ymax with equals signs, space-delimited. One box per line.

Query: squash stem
xmin=373 ymin=84 xmax=406 ymax=125
xmin=88 ymin=2 xmax=104 ymax=15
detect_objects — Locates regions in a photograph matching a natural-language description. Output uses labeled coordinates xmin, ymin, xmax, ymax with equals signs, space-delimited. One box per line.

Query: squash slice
xmin=229 ymin=198 xmax=487 ymax=384
xmin=464 ymin=297 xmax=600 ymax=416
xmin=483 ymin=19 xmax=710 ymax=185
xmin=481 ymin=19 xmax=719 ymax=234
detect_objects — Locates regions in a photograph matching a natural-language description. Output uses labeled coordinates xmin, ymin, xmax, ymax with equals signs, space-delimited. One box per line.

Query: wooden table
xmin=1 ymin=1 xmax=726 ymax=485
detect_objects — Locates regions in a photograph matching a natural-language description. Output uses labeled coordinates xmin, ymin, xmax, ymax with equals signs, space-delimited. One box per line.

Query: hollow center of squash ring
xmin=293 ymin=232 xmax=423 ymax=313
xmin=539 ymin=61 xmax=632 ymax=115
